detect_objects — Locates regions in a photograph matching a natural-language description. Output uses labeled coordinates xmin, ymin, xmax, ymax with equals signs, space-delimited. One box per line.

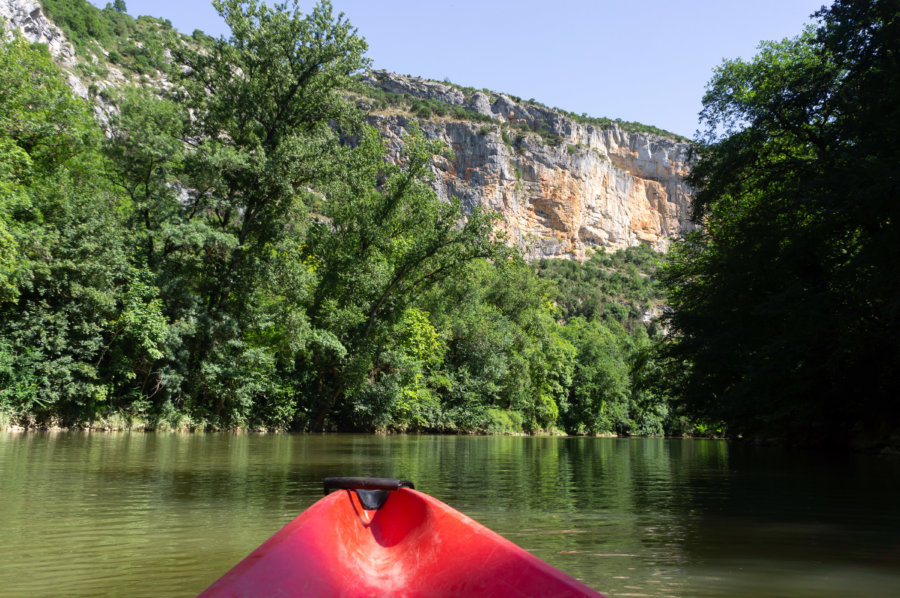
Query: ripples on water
xmin=1 ymin=433 xmax=898 ymax=597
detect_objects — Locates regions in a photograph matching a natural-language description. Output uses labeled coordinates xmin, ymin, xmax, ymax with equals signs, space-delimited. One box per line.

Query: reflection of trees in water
xmin=678 ymin=444 xmax=900 ymax=575
xmin=9 ymin=433 xmax=897 ymax=597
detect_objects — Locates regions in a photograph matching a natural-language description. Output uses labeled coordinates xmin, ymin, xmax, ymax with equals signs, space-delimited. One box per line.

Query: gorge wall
xmin=2 ymin=0 xmax=72 ymax=60
xmin=4 ymin=1 xmax=695 ymax=261
xmin=1 ymin=0 xmax=128 ymax=122
xmin=361 ymin=73 xmax=694 ymax=260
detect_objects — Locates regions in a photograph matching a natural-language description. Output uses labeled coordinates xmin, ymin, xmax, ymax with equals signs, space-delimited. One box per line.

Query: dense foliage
xmin=535 ymin=248 xmax=673 ymax=436
xmin=0 ymin=1 xmax=673 ymax=435
xmin=658 ymin=0 xmax=899 ymax=450
xmin=536 ymin=245 xmax=665 ymax=333
xmin=42 ymin=0 xmax=182 ymax=77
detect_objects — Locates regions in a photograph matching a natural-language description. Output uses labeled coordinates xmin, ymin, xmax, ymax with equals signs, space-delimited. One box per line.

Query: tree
xmin=560 ymin=318 xmax=630 ymax=435
xmin=100 ymin=0 xmax=506 ymax=430
xmin=659 ymin=0 xmax=899 ymax=449
xmin=301 ymin=126 xmax=505 ymax=429
xmin=118 ymin=0 xmax=371 ymax=425
xmin=0 ymin=38 xmax=167 ymax=423
xmin=420 ymin=257 xmax=577 ymax=434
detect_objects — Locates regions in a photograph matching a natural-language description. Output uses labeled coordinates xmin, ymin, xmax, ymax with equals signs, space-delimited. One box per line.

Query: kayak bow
xmin=201 ymin=477 xmax=603 ymax=597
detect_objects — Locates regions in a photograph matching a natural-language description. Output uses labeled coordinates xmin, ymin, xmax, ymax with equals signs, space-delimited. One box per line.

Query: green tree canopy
xmin=0 ymin=0 xmax=678 ymax=436
xmin=659 ymin=0 xmax=899 ymax=449
xmin=0 ymin=37 xmax=167 ymax=422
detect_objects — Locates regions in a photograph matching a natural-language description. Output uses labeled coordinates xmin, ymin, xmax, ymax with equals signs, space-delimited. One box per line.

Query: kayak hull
xmin=201 ymin=487 xmax=602 ymax=597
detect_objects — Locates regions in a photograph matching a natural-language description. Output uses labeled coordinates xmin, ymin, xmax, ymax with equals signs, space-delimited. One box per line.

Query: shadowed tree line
xmin=656 ymin=0 xmax=900 ymax=450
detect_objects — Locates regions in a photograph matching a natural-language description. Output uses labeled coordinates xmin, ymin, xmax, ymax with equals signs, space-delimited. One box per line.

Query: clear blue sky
xmin=91 ymin=0 xmax=826 ymax=138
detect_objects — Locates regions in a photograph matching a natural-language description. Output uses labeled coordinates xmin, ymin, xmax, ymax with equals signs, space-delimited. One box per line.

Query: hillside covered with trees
xmin=4 ymin=0 xmax=894 ymax=451
xmin=0 ymin=0 xmax=671 ymax=435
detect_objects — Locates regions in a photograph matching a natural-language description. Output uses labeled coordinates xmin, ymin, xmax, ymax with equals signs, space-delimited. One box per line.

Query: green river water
xmin=0 ymin=433 xmax=898 ymax=597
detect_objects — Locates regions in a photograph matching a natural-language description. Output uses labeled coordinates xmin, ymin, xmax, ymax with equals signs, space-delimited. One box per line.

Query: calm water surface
xmin=1 ymin=433 xmax=898 ymax=597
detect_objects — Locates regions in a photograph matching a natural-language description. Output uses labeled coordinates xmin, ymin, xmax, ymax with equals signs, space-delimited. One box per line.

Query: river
xmin=0 ymin=433 xmax=898 ymax=597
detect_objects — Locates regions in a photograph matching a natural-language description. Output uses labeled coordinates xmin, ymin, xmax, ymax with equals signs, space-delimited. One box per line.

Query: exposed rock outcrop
xmin=1 ymin=0 xmax=75 ymax=64
xmin=5 ymin=0 xmax=180 ymax=127
xmin=365 ymin=73 xmax=694 ymax=259
xmin=5 ymin=1 xmax=694 ymax=261
xmin=1 ymin=0 xmax=120 ymax=122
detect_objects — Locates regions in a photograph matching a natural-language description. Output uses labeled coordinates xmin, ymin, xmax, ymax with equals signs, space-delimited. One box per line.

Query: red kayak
xmin=201 ymin=477 xmax=603 ymax=597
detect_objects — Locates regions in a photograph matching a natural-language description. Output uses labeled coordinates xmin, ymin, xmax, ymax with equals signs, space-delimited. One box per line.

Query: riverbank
xmin=0 ymin=421 xmax=620 ymax=437
xmin=0 ymin=405 xmax=616 ymax=436
xmin=10 ymin=420 xmax=896 ymax=455
xmin=0 ymin=411 xmax=643 ymax=438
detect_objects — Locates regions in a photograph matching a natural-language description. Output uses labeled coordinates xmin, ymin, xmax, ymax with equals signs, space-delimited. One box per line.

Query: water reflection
xmin=0 ymin=433 xmax=898 ymax=597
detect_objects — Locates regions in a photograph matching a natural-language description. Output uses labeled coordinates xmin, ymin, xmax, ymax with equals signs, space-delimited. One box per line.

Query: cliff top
xmin=355 ymin=70 xmax=689 ymax=143
xmin=3 ymin=0 xmax=688 ymax=145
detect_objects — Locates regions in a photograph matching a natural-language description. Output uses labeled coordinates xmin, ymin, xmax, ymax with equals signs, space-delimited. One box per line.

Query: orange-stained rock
xmin=364 ymin=72 xmax=694 ymax=260
xmin=373 ymin=105 xmax=694 ymax=261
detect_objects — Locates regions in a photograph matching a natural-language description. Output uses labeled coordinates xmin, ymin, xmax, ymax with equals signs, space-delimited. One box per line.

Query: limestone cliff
xmin=0 ymin=0 xmax=90 ymax=98
xmin=360 ymin=72 xmax=694 ymax=260
xmin=2 ymin=0 xmax=72 ymax=61
xmin=4 ymin=1 xmax=694 ymax=260
xmin=1 ymin=0 xmax=127 ymax=122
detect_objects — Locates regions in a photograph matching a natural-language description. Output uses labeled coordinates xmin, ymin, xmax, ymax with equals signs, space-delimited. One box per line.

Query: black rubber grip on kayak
xmin=323 ymin=477 xmax=415 ymax=496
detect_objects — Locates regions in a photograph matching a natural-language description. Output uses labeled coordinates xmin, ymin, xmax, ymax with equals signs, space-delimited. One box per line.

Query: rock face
xmin=1 ymin=0 xmax=100 ymax=109
xmin=5 ymin=0 xmax=694 ymax=260
xmin=1 ymin=0 xmax=75 ymax=65
xmin=365 ymin=72 xmax=694 ymax=259
xmin=2 ymin=1 xmax=159 ymax=124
